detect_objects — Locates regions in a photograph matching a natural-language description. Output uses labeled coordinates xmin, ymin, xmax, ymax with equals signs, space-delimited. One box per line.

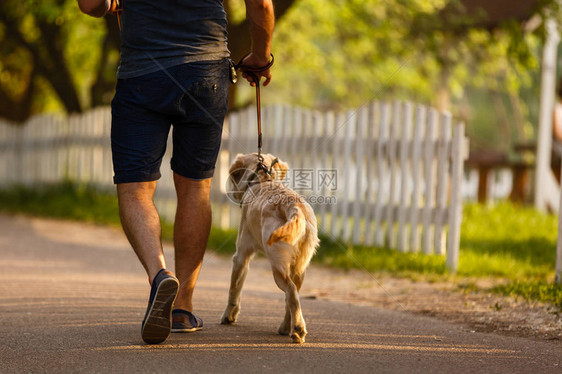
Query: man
xmin=78 ymin=0 xmax=274 ymax=344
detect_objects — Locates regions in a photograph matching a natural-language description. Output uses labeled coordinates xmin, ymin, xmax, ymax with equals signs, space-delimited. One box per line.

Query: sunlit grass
xmin=458 ymin=202 xmax=557 ymax=280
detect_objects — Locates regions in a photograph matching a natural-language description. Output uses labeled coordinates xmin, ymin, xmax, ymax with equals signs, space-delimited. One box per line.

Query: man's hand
xmin=240 ymin=53 xmax=272 ymax=87
xmin=243 ymin=0 xmax=274 ymax=86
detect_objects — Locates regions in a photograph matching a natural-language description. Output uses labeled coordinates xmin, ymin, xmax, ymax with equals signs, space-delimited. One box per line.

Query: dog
xmin=220 ymin=153 xmax=320 ymax=343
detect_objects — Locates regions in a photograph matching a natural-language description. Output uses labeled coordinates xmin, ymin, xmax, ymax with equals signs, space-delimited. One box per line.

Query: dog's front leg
xmin=278 ymin=304 xmax=291 ymax=336
xmin=221 ymin=250 xmax=253 ymax=325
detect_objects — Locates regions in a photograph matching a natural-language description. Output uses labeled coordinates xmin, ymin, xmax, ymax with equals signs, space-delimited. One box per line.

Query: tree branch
xmin=0 ymin=7 xmax=82 ymax=115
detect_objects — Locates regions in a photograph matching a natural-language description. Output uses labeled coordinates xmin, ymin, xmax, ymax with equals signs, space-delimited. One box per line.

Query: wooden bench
xmin=465 ymin=149 xmax=534 ymax=203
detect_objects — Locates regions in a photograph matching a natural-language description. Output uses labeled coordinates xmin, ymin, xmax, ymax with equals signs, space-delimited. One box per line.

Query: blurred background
xmin=0 ymin=0 xmax=560 ymax=153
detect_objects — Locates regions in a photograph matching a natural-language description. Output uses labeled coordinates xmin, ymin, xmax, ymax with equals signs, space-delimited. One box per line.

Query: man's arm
xmin=242 ymin=0 xmax=275 ymax=86
xmin=77 ymin=0 xmax=110 ymax=18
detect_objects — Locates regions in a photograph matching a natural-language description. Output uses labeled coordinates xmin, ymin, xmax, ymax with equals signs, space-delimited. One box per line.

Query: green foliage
xmin=0 ymin=0 xmax=115 ymax=119
xmin=259 ymin=0 xmax=548 ymax=113
xmin=260 ymin=0 xmax=442 ymax=109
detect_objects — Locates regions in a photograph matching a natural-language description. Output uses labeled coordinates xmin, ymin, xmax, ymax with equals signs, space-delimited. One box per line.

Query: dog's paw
xmin=220 ymin=305 xmax=240 ymax=325
xmin=290 ymin=325 xmax=307 ymax=344
xmin=291 ymin=334 xmax=305 ymax=344
xmin=220 ymin=310 xmax=237 ymax=325
xmin=220 ymin=314 xmax=236 ymax=325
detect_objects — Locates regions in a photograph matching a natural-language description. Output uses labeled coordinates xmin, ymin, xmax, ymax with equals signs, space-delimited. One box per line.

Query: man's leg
xmin=117 ymin=181 xmax=166 ymax=284
xmin=118 ymin=181 xmax=180 ymax=344
xmin=172 ymin=173 xmax=212 ymax=312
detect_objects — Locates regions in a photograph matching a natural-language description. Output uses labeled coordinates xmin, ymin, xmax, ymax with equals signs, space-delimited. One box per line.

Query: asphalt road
xmin=0 ymin=214 xmax=560 ymax=373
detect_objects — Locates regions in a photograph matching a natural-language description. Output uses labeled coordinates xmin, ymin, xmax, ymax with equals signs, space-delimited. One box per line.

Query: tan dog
xmin=220 ymin=153 xmax=320 ymax=343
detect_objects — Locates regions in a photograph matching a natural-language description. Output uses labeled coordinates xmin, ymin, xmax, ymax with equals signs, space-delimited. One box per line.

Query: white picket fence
xmin=0 ymin=103 xmax=468 ymax=270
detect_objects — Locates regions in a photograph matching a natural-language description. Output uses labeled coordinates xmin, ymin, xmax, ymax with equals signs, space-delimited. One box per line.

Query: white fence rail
xmin=0 ymin=103 xmax=468 ymax=270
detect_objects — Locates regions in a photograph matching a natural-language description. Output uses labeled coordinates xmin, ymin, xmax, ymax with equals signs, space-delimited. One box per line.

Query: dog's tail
xmin=267 ymin=205 xmax=320 ymax=278
xmin=292 ymin=218 xmax=319 ymax=278
xmin=266 ymin=206 xmax=306 ymax=247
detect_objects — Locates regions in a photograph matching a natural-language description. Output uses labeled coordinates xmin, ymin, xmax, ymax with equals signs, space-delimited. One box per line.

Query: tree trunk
xmin=36 ymin=20 xmax=82 ymax=114
xmin=91 ymin=16 xmax=122 ymax=107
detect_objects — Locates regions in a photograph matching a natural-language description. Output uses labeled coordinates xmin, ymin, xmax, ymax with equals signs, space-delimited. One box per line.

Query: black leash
xmin=232 ymin=53 xmax=276 ymax=175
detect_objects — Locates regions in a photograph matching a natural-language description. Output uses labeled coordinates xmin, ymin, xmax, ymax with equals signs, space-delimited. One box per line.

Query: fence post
xmin=386 ymin=101 xmax=401 ymax=248
xmin=364 ymin=101 xmax=378 ymax=246
xmin=434 ymin=112 xmax=452 ymax=255
xmin=447 ymin=122 xmax=466 ymax=272
xmin=397 ymin=102 xmax=413 ymax=252
xmin=409 ymin=105 xmax=426 ymax=252
xmin=421 ymin=109 xmax=438 ymax=254
xmin=374 ymin=102 xmax=390 ymax=247
xmin=319 ymin=111 xmax=333 ymax=229
xmin=352 ymin=106 xmax=368 ymax=244
xmin=330 ymin=112 xmax=345 ymax=237
xmin=341 ymin=110 xmax=356 ymax=242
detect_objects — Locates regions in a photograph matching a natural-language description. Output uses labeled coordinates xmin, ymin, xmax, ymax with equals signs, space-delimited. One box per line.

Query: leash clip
xmin=229 ymin=60 xmax=238 ymax=84
xmin=255 ymin=155 xmax=279 ymax=177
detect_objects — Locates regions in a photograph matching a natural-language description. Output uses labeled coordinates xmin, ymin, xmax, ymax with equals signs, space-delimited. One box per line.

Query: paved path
xmin=0 ymin=214 xmax=560 ymax=373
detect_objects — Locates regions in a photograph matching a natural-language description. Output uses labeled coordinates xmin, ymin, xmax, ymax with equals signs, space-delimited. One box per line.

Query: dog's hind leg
xmin=291 ymin=270 xmax=304 ymax=291
xmin=221 ymin=246 xmax=254 ymax=325
xmin=278 ymin=270 xmax=305 ymax=336
xmin=271 ymin=264 xmax=307 ymax=344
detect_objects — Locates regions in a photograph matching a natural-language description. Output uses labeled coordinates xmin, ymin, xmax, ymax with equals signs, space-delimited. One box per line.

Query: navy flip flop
xmin=141 ymin=269 xmax=179 ymax=344
xmin=171 ymin=309 xmax=203 ymax=333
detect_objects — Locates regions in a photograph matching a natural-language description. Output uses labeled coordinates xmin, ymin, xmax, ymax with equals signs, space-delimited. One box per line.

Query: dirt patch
xmin=301 ymin=264 xmax=562 ymax=342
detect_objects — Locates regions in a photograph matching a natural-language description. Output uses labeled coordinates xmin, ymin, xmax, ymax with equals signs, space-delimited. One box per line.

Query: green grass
xmin=314 ymin=235 xmax=448 ymax=277
xmin=459 ymin=203 xmax=558 ymax=279
xmin=492 ymin=281 xmax=562 ymax=309
xmin=0 ymin=181 xmax=240 ymax=254
xmin=0 ymin=182 xmax=560 ymax=308
xmin=0 ymin=181 xmax=122 ymax=225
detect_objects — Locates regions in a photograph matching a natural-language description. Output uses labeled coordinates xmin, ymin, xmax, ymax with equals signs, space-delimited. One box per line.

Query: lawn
xmin=0 ymin=182 xmax=560 ymax=308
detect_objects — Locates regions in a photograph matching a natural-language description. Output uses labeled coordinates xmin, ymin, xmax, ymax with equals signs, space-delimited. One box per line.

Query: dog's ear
xmin=229 ymin=154 xmax=246 ymax=185
xmin=272 ymin=158 xmax=289 ymax=181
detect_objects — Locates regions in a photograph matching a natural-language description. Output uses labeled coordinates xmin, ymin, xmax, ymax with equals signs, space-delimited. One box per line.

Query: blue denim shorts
xmin=110 ymin=58 xmax=230 ymax=184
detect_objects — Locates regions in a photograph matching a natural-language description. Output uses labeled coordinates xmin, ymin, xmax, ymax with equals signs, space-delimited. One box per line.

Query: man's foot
xmin=171 ymin=309 xmax=204 ymax=333
xmin=141 ymin=269 xmax=179 ymax=344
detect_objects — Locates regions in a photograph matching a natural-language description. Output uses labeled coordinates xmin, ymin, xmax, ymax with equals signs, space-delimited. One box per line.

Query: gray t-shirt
xmin=117 ymin=0 xmax=230 ymax=79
